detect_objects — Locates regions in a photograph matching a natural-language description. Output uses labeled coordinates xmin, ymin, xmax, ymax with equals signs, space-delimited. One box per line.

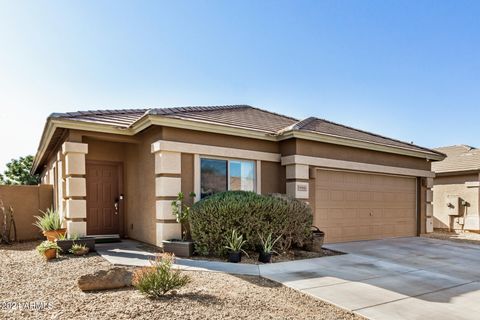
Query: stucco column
xmin=285 ymin=164 xmax=310 ymax=200
xmin=62 ymin=142 xmax=88 ymax=236
xmin=151 ymin=145 xmax=182 ymax=247
xmin=425 ymin=177 xmax=434 ymax=233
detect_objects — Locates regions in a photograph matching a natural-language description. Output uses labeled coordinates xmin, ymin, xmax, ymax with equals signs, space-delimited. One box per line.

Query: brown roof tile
xmin=151 ymin=105 xmax=298 ymax=133
xmin=432 ymin=145 xmax=480 ymax=173
xmin=51 ymin=109 xmax=148 ymax=127
xmin=49 ymin=105 xmax=442 ymax=156
xmin=290 ymin=117 xmax=443 ymax=156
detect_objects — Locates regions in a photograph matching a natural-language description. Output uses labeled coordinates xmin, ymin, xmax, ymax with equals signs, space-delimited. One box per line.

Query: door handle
xmin=114 ymin=201 xmax=119 ymax=215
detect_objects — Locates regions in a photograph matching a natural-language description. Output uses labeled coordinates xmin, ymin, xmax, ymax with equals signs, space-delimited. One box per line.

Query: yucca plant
xmin=259 ymin=232 xmax=282 ymax=254
xmin=33 ymin=208 xmax=63 ymax=232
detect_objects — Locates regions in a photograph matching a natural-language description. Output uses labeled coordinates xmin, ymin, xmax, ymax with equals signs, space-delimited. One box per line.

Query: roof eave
xmin=278 ymin=130 xmax=446 ymax=161
xmin=434 ymin=169 xmax=480 ymax=177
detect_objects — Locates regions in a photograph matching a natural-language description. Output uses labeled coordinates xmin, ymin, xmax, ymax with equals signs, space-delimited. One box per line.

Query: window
xmin=200 ymin=158 xmax=256 ymax=199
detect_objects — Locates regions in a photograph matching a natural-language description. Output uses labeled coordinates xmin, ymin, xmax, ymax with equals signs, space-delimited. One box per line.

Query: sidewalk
xmin=96 ymin=239 xmax=261 ymax=276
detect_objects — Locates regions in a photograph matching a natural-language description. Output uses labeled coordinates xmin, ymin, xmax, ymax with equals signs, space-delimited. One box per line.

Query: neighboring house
xmin=432 ymin=145 xmax=480 ymax=232
xmin=32 ymin=105 xmax=445 ymax=245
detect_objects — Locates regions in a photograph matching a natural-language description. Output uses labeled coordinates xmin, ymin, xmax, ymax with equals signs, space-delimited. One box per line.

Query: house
xmin=32 ymin=105 xmax=445 ymax=245
xmin=432 ymin=145 xmax=480 ymax=232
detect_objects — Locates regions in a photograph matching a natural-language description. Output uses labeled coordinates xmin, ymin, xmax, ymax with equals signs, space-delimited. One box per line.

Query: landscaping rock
xmin=78 ymin=267 xmax=132 ymax=291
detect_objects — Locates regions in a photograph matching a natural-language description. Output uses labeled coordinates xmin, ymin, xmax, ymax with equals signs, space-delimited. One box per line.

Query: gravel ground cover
xmin=422 ymin=230 xmax=480 ymax=245
xmin=0 ymin=241 xmax=361 ymax=320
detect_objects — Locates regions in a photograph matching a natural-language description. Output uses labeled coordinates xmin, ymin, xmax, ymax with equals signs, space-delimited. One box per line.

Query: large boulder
xmin=78 ymin=267 xmax=132 ymax=291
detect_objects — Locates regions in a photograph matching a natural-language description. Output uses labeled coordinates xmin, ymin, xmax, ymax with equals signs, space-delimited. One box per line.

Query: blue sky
xmin=0 ymin=1 xmax=479 ymax=171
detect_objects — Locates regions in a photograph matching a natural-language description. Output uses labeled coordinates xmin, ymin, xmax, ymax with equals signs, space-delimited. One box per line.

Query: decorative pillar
xmin=62 ymin=142 xmax=88 ymax=236
xmin=285 ymin=164 xmax=310 ymax=199
xmin=425 ymin=177 xmax=434 ymax=233
xmin=152 ymin=148 xmax=182 ymax=247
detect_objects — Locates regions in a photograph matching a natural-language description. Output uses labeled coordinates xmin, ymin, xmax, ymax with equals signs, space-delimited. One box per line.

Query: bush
xmin=190 ymin=191 xmax=312 ymax=256
xmin=133 ymin=253 xmax=190 ymax=297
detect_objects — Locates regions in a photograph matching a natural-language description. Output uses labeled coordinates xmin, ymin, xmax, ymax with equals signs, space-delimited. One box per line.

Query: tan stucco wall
xmin=261 ymin=161 xmax=285 ymax=195
xmin=161 ymin=127 xmax=280 ymax=153
xmin=0 ymin=185 xmax=53 ymax=241
xmin=181 ymin=153 xmax=195 ymax=206
xmin=433 ymin=173 xmax=480 ymax=230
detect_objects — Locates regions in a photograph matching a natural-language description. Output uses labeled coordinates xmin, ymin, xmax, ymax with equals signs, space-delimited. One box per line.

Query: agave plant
xmin=33 ymin=208 xmax=63 ymax=232
xmin=224 ymin=229 xmax=248 ymax=255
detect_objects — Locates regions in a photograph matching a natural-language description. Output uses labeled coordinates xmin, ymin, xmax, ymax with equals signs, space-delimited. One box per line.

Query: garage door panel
xmin=315 ymin=169 xmax=417 ymax=243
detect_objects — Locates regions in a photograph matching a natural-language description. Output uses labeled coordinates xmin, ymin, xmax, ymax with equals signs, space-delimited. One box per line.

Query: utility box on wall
xmin=446 ymin=195 xmax=461 ymax=216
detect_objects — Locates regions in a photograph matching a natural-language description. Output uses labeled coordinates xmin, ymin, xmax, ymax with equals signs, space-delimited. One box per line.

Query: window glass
xmin=229 ymin=160 xmax=255 ymax=192
xmin=200 ymin=158 xmax=227 ymax=199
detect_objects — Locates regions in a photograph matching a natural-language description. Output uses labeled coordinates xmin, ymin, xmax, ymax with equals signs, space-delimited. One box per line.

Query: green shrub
xmin=190 ymin=191 xmax=312 ymax=256
xmin=133 ymin=254 xmax=191 ymax=297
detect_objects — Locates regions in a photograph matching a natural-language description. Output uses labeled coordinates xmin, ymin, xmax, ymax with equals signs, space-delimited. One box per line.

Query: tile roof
xmin=432 ymin=145 xmax=480 ymax=173
xmin=149 ymin=105 xmax=298 ymax=133
xmin=51 ymin=109 xmax=148 ymax=127
xmin=48 ymin=105 xmax=441 ymax=156
xmin=288 ymin=117 xmax=442 ymax=155
xmin=51 ymin=105 xmax=298 ymax=133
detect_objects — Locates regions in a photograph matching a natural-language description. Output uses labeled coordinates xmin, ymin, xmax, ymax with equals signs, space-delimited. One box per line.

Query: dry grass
xmin=0 ymin=241 xmax=361 ymax=320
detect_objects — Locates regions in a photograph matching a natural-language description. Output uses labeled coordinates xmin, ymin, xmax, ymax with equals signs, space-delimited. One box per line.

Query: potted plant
xmin=69 ymin=243 xmax=89 ymax=256
xmin=56 ymin=233 xmax=96 ymax=253
xmin=36 ymin=240 xmax=61 ymax=260
xmin=33 ymin=208 xmax=66 ymax=241
xmin=162 ymin=192 xmax=196 ymax=258
xmin=224 ymin=229 xmax=248 ymax=263
xmin=305 ymin=226 xmax=325 ymax=253
xmin=258 ymin=232 xmax=282 ymax=263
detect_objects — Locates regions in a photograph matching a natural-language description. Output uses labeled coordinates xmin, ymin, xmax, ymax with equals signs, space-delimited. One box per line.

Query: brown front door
xmin=86 ymin=161 xmax=123 ymax=235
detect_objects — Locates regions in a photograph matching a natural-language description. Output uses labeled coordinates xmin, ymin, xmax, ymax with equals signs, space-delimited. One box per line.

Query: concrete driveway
xmin=259 ymin=237 xmax=480 ymax=320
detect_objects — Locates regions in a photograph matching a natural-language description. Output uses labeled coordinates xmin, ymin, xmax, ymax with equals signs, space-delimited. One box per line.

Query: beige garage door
xmin=315 ymin=169 xmax=417 ymax=243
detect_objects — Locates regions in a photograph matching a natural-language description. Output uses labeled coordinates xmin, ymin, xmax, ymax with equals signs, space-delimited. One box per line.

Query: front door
xmin=86 ymin=161 xmax=123 ymax=235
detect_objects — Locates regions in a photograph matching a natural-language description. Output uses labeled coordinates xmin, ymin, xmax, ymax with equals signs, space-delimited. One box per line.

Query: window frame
xmin=199 ymin=156 xmax=257 ymax=198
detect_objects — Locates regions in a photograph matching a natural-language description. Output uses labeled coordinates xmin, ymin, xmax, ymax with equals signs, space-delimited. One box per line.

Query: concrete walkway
xmin=97 ymin=237 xmax=480 ymax=320
xmin=96 ymin=239 xmax=261 ymax=276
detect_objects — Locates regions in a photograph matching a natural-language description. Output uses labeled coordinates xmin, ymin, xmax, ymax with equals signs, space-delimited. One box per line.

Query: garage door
xmin=315 ymin=169 xmax=417 ymax=243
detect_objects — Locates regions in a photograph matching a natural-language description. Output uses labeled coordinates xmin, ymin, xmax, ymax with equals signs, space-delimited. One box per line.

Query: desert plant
xmin=69 ymin=243 xmax=89 ymax=255
xmin=190 ymin=191 xmax=312 ymax=256
xmin=33 ymin=208 xmax=63 ymax=232
xmin=224 ymin=230 xmax=248 ymax=255
xmin=171 ymin=192 xmax=196 ymax=240
xmin=36 ymin=240 xmax=61 ymax=255
xmin=259 ymin=232 xmax=282 ymax=254
xmin=133 ymin=253 xmax=190 ymax=297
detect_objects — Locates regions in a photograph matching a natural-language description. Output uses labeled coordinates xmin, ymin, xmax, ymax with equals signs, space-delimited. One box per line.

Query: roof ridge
xmin=303 ymin=117 xmax=444 ymax=156
xmin=148 ymin=104 xmax=249 ymax=115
